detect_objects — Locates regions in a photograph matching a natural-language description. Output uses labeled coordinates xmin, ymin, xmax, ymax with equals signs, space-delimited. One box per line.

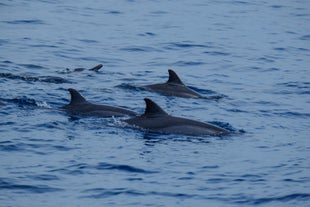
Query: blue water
xmin=0 ymin=0 xmax=309 ymax=206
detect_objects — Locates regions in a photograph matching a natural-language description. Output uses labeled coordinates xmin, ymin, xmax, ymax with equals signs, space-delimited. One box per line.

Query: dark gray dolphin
xmin=65 ymin=64 xmax=103 ymax=73
xmin=140 ymin=69 xmax=203 ymax=98
xmin=123 ymin=98 xmax=229 ymax=136
xmin=62 ymin=88 xmax=137 ymax=117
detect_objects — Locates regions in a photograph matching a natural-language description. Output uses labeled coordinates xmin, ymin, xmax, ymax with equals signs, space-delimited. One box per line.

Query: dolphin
xmin=140 ymin=69 xmax=203 ymax=98
xmin=62 ymin=88 xmax=137 ymax=117
xmin=65 ymin=64 xmax=103 ymax=73
xmin=123 ymin=98 xmax=229 ymax=136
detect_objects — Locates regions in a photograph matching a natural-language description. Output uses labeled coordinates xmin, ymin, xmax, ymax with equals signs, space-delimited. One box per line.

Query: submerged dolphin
xmin=62 ymin=88 xmax=137 ymax=117
xmin=64 ymin=64 xmax=103 ymax=73
xmin=140 ymin=69 xmax=203 ymax=98
xmin=124 ymin=98 xmax=229 ymax=136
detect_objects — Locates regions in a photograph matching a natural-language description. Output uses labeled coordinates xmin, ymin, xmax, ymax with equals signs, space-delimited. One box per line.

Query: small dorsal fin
xmin=68 ymin=88 xmax=87 ymax=105
xmin=143 ymin=98 xmax=168 ymax=116
xmin=167 ymin=69 xmax=184 ymax=85
xmin=89 ymin=64 xmax=103 ymax=71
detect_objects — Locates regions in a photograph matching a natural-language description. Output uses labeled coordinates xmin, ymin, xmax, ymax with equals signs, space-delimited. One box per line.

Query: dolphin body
xmin=72 ymin=64 xmax=103 ymax=72
xmin=64 ymin=64 xmax=103 ymax=73
xmin=124 ymin=98 xmax=229 ymax=136
xmin=140 ymin=69 xmax=203 ymax=98
xmin=62 ymin=88 xmax=137 ymax=117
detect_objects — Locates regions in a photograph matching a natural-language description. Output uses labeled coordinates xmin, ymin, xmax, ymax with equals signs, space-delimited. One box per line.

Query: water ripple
xmin=163 ymin=42 xmax=211 ymax=50
xmin=0 ymin=178 xmax=63 ymax=194
xmin=82 ymin=187 xmax=201 ymax=199
xmin=0 ymin=72 xmax=69 ymax=84
xmin=3 ymin=19 xmax=46 ymax=25
xmin=300 ymin=35 xmax=310 ymax=40
xmin=9 ymin=96 xmax=45 ymax=108
xmin=172 ymin=60 xmax=205 ymax=66
xmin=26 ymin=174 xmax=60 ymax=181
xmin=17 ymin=64 xmax=46 ymax=69
xmin=120 ymin=46 xmax=161 ymax=52
xmin=50 ymin=162 xmax=157 ymax=175
xmin=203 ymin=51 xmax=231 ymax=56
xmin=95 ymin=162 xmax=157 ymax=174
xmin=234 ymin=193 xmax=310 ymax=205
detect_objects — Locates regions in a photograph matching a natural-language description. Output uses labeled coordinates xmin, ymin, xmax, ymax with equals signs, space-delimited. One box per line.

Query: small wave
xmin=201 ymin=165 xmax=219 ymax=169
xmin=10 ymin=96 xmax=39 ymax=108
xmin=204 ymin=51 xmax=231 ymax=56
xmin=189 ymin=86 xmax=217 ymax=95
xmin=35 ymin=121 xmax=68 ymax=130
xmin=172 ymin=60 xmax=205 ymax=66
xmin=81 ymin=187 xmax=200 ymax=199
xmin=0 ymin=143 xmax=21 ymax=152
xmin=106 ymin=10 xmax=122 ymax=14
xmin=0 ymin=39 xmax=9 ymax=46
xmin=274 ymin=111 xmax=310 ymax=118
xmin=150 ymin=10 xmax=169 ymax=15
xmin=49 ymin=164 xmax=87 ymax=175
xmin=8 ymin=96 xmax=53 ymax=109
xmin=273 ymin=47 xmax=287 ymax=51
xmin=0 ymin=72 xmax=69 ymax=84
xmin=232 ymin=1 xmax=252 ymax=5
xmin=3 ymin=19 xmax=45 ymax=25
xmin=30 ymin=44 xmax=58 ymax=48
xmin=235 ymin=193 xmax=310 ymax=205
xmin=262 ymin=67 xmax=280 ymax=72
xmin=0 ymin=178 xmax=63 ymax=194
xmin=51 ymin=162 xmax=157 ymax=175
xmin=82 ymin=188 xmax=144 ymax=198
xmin=35 ymin=101 xmax=52 ymax=108
xmin=5 ymin=142 xmax=75 ymax=155
xmin=0 ymin=120 xmax=15 ymax=126
xmin=300 ymin=35 xmax=310 ymax=40
xmin=26 ymin=174 xmax=60 ymax=181
xmin=278 ymin=81 xmax=310 ymax=89
xmin=256 ymin=56 xmax=276 ymax=63
xmin=163 ymin=42 xmax=210 ymax=50
xmin=270 ymin=5 xmax=284 ymax=9
xmin=209 ymin=121 xmax=236 ymax=132
xmin=138 ymin=32 xmax=156 ymax=37
xmin=1 ymin=60 xmax=13 ymax=64
xmin=274 ymin=82 xmax=310 ymax=95
xmin=17 ymin=63 xmax=45 ymax=69
xmin=120 ymin=46 xmax=161 ymax=52
xmin=95 ymin=162 xmax=157 ymax=174
xmin=38 ymin=76 xmax=69 ymax=83
xmin=77 ymin=39 xmax=99 ymax=44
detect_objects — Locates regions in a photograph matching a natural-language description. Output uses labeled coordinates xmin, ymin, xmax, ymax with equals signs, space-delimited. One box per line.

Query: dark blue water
xmin=1 ymin=0 xmax=309 ymax=206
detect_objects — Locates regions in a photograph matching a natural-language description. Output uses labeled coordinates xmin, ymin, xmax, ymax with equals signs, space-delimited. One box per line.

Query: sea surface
xmin=0 ymin=0 xmax=309 ymax=206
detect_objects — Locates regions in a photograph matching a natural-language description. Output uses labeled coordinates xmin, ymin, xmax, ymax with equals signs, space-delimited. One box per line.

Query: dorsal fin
xmin=89 ymin=64 xmax=103 ymax=71
xmin=143 ymin=98 xmax=168 ymax=116
xmin=68 ymin=88 xmax=87 ymax=105
xmin=167 ymin=69 xmax=184 ymax=85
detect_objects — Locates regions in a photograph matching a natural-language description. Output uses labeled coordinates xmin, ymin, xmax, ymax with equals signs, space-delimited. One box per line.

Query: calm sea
xmin=0 ymin=0 xmax=309 ymax=206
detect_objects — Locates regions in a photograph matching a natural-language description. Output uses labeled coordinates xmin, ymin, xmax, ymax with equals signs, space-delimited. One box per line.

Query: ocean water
xmin=0 ymin=0 xmax=309 ymax=206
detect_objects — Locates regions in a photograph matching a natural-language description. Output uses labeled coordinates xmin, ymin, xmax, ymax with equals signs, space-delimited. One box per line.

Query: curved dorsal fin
xmin=143 ymin=98 xmax=168 ymax=116
xmin=89 ymin=64 xmax=103 ymax=71
xmin=167 ymin=69 xmax=184 ymax=85
xmin=68 ymin=88 xmax=87 ymax=105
